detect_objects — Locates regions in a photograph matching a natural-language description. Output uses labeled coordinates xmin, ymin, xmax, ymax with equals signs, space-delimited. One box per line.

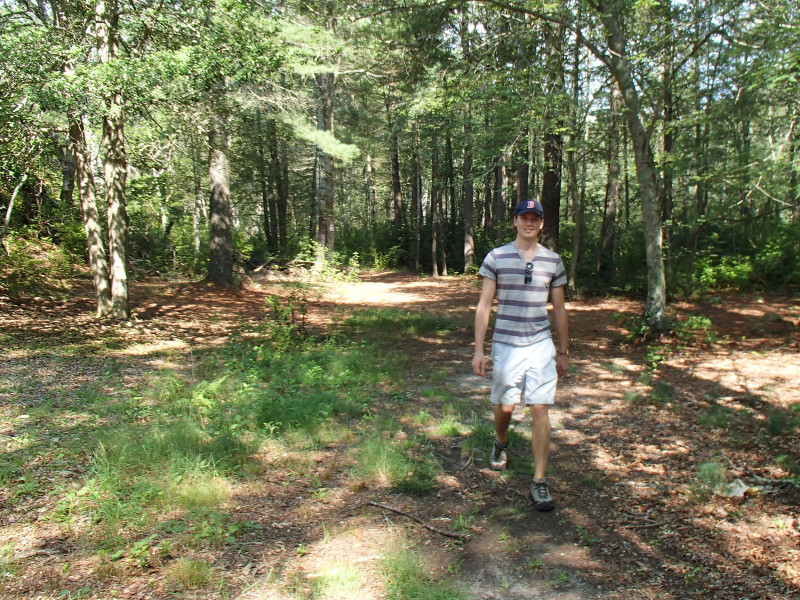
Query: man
xmin=472 ymin=199 xmax=569 ymax=511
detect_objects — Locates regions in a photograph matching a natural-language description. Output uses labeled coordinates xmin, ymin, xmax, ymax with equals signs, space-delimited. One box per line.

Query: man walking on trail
xmin=472 ymin=199 xmax=569 ymax=511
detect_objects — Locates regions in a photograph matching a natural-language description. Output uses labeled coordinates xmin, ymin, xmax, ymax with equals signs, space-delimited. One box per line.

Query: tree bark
xmin=515 ymin=135 xmax=529 ymax=203
xmin=597 ymin=84 xmax=621 ymax=279
xmin=388 ymin=84 xmax=404 ymax=231
xmin=540 ymin=22 xmax=565 ymax=252
xmin=493 ymin=153 xmax=505 ymax=245
xmin=541 ymin=131 xmax=562 ymax=251
xmin=69 ymin=116 xmax=112 ymax=316
xmin=255 ymin=109 xmax=276 ymax=254
xmin=0 ymin=173 xmax=29 ymax=255
xmin=789 ymin=108 xmax=798 ymax=224
xmin=661 ymin=0 xmax=675 ymax=282
xmin=207 ymin=120 xmax=234 ymax=287
xmin=463 ymin=105 xmax=475 ymax=270
xmin=566 ymin=10 xmax=584 ymax=298
xmin=56 ymin=133 xmax=76 ymax=207
xmin=431 ymin=140 xmax=440 ymax=278
xmin=412 ymin=121 xmax=422 ymax=272
xmin=596 ymin=0 xmax=668 ymax=329
xmin=314 ymin=72 xmax=336 ymax=262
xmin=97 ymin=0 xmax=128 ymax=319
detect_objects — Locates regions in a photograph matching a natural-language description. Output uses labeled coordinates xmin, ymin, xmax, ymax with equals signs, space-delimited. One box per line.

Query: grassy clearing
xmin=1 ymin=302 xmax=467 ymax=596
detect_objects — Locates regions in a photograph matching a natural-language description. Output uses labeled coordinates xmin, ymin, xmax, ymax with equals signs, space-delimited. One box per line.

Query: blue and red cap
xmin=514 ymin=199 xmax=544 ymax=218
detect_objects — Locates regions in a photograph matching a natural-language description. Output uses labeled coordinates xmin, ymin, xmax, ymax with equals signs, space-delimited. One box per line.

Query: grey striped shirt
xmin=478 ymin=242 xmax=566 ymax=347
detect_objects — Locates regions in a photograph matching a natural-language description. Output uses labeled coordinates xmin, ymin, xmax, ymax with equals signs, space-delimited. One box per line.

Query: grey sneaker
xmin=530 ymin=479 xmax=554 ymax=511
xmin=489 ymin=439 xmax=508 ymax=471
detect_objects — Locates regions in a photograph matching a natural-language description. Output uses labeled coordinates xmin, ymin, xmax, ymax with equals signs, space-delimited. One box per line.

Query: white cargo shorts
xmin=490 ymin=338 xmax=558 ymax=406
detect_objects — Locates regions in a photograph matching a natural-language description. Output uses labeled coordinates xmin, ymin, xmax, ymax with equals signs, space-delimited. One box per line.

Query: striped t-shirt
xmin=478 ymin=242 xmax=566 ymax=347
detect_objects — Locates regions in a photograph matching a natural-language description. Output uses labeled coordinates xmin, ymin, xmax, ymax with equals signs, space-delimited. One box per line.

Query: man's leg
xmin=490 ymin=402 xmax=514 ymax=470
xmin=530 ymin=404 xmax=551 ymax=479
xmin=529 ymin=403 xmax=554 ymax=510
xmin=494 ymin=402 xmax=514 ymax=443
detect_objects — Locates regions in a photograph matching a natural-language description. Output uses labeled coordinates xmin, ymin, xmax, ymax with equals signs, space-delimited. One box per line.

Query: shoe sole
xmin=532 ymin=499 xmax=554 ymax=511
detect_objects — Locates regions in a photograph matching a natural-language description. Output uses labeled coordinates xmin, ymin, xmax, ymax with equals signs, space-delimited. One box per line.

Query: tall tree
xmin=592 ymin=0 xmax=668 ymax=328
xmin=540 ymin=22 xmax=566 ymax=251
xmin=96 ymin=0 xmax=129 ymax=318
xmin=207 ymin=111 xmax=234 ymax=287
xmin=597 ymin=83 xmax=621 ymax=279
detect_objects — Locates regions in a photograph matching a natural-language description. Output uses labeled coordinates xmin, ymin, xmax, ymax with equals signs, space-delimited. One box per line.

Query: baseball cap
xmin=514 ymin=199 xmax=544 ymax=218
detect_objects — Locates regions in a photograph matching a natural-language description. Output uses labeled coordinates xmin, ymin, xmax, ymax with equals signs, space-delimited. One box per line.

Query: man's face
xmin=514 ymin=212 xmax=544 ymax=238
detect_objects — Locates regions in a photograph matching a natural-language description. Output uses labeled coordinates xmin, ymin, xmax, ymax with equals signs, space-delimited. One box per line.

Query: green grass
xmin=167 ymin=557 xmax=214 ymax=589
xmin=379 ymin=543 xmax=469 ymax=600
xmin=352 ymin=425 xmax=440 ymax=494
xmin=436 ymin=414 xmax=466 ymax=437
xmin=344 ymin=308 xmax=459 ymax=337
xmin=2 ymin=309 xmax=415 ymax=578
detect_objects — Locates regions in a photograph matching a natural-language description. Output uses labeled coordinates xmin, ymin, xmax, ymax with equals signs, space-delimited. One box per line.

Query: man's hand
xmin=555 ymin=354 xmax=569 ymax=378
xmin=472 ymin=353 xmax=486 ymax=376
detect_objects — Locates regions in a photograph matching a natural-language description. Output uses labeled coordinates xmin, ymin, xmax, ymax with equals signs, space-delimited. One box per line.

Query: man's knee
xmin=495 ymin=402 xmax=515 ymax=416
xmin=529 ymin=404 xmax=549 ymax=422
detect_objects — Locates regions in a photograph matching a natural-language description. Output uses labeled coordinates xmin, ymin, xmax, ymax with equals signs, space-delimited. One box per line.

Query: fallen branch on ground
xmin=364 ymin=500 xmax=470 ymax=540
xmin=458 ymin=449 xmax=474 ymax=472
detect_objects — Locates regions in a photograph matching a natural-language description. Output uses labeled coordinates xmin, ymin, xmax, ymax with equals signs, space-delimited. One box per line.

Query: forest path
xmin=305 ymin=271 xmax=799 ymax=600
xmin=2 ymin=271 xmax=798 ymax=600
xmin=313 ymin=271 xmax=639 ymax=600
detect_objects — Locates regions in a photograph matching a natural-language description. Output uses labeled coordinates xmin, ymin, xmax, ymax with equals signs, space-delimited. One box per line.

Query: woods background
xmin=1 ymin=0 xmax=798 ymax=320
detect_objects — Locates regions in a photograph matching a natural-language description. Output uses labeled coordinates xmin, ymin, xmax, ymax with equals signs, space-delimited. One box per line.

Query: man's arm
xmin=550 ymin=285 xmax=569 ymax=378
xmin=472 ymin=277 xmax=497 ymax=376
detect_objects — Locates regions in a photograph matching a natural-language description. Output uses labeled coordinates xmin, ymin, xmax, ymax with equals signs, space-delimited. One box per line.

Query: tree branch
xmin=364 ymin=500 xmax=470 ymax=540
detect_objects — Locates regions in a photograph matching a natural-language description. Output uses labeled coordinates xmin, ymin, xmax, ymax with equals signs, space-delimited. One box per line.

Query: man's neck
xmin=514 ymin=237 xmax=539 ymax=259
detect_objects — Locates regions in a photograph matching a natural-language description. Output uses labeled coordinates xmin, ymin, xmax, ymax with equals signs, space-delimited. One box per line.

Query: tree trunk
xmin=446 ymin=132 xmax=457 ymax=230
xmin=540 ymin=22 xmax=565 ymax=252
xmin=0 ymin=173 xmax=29 ymax=255
xmin=97 ymin=0 xmax=128 ymax=319
xmin=597 ymin=0 xmax=667 ymax=329
xmin=515 ymin=135 xmax=529 ymax=203
xmin=566 ymin=126 xmax=584 ymax=298
xmin=278 ymin=76 xmax=289 ymax=261
xmin=661 ymin=0 xmax=675 ymax=282
xmin=388 ymin=86 xmax=403 ymax=232
xmin=272 ymin=117 xmax=289 ymax=261
xmin=463 ymin=105 xmax=474 ymax=270
xmin=365 ymin=153 xmax=376 ymax=230
xmin=789 ymin=108 xmax=798 ymax=223
xmin=566 ymin=10 xmax=584 ymax=298
xmin=431 ymin=141 xmax=440 ymax=278
xmin=207 ymin=120 xmax=234 ymax=287
xmin=541 ymin=131 xmax=562 ymax=251
xmin=69 ymin=116 xmax=112 ymax=316
xmin=255 ymin=109 xmax=276 ymax=254
xmin=412 ymin=121 xmax=422 ymax=272
xmin=314 ymin=72 xmax=336 ymax=262
xmin=483 ymin=168 xmax=492 ymax=235
xmin=57 ymin=133 xmax=76 ymax=207
xmin=493 ymin=153 xmax=505 ymax=245
xmin=597 ymin=84 xmax=621 ymax=279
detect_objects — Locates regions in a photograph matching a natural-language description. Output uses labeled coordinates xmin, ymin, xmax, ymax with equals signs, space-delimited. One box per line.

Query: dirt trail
xmin=310 ymin=272 xmax=800 ymax=600
xmin=316 ymin=273 xmax=609 ymax=598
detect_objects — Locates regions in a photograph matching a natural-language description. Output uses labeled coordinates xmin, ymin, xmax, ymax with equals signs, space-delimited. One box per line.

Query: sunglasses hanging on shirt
xmin=524 ymin=262 xmax=533 ymax=284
